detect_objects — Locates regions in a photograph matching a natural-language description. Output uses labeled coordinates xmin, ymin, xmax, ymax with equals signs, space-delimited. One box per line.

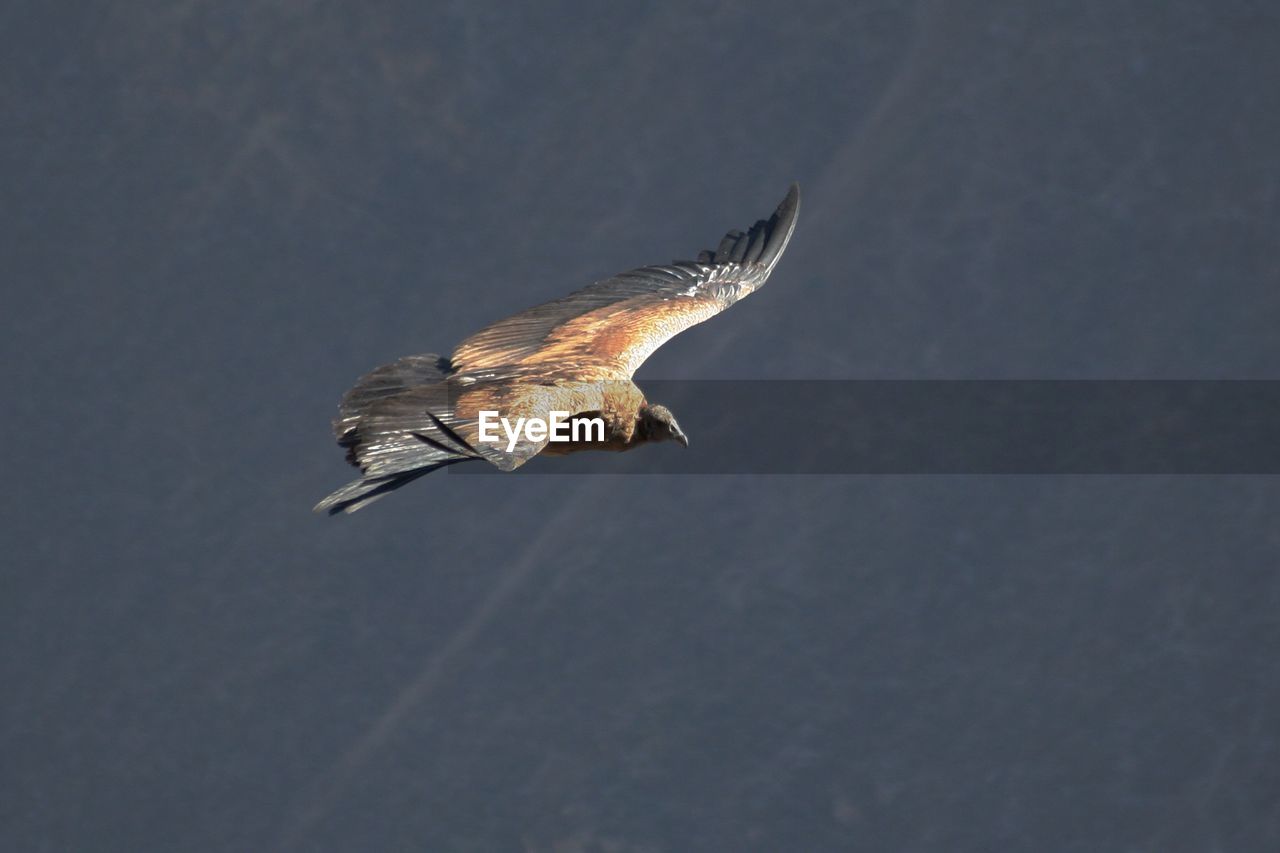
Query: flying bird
xmin=315 ymin=184 xmax=800 ymax=514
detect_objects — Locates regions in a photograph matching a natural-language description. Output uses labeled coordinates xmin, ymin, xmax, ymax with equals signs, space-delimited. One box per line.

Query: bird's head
xmin=639 ymin=404 xmax=689 ymax=448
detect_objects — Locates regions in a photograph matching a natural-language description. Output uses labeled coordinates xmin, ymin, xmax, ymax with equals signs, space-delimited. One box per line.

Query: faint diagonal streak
xmin=279 ymin=216 xmax=771 ymax=842
xmin=280 ymin=35 xmax=809 ymax=836
xmin=813 ymin=0 xmax=944 ymax=228
xmin=276 ymin=479 xmax=611 ymax=850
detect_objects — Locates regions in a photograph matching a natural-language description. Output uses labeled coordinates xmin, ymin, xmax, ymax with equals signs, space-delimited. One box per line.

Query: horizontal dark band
xmin=451 ymin=381 xmax=1280 ymax=474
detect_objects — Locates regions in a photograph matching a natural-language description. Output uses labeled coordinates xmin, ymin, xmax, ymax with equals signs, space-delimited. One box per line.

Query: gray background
xmin=4 ymin=1 xmax=1279 ymax=850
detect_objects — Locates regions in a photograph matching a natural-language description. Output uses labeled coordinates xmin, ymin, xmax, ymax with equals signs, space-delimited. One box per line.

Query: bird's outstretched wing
xmin=314 ymin=185 xmax=800 ymax=514
xmin=450 ymin=184 xmax=800 ymax=382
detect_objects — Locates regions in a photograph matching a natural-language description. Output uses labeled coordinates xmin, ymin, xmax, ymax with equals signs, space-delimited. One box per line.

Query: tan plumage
xmin=315 ymin=184 xmax=800 ymax=514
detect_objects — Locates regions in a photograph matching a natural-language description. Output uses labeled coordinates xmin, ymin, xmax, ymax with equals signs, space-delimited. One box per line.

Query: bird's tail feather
xmin=313 ymin=460 xmax=465 ymax=515
xmin=332 ymin=354 xmax=452 ymax=441
xmin=316 ymin=354 xmax=483 ymax=515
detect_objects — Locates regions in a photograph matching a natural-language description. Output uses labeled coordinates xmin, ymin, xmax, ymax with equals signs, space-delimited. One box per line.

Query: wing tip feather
xmin=758 ymin=183 xmax=800 ymax=271
xmin=705 ymin=183 xmax=800 ymax=271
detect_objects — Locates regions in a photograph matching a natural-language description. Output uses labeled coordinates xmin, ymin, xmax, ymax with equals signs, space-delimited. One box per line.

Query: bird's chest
xmin=536 ymin=383 xmax=646 ymax=455
xmin=601 ymin=385 xmax=646 ymax=442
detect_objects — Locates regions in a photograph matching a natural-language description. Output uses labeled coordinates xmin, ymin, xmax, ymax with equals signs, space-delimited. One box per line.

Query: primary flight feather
xmin=316 ymin=184 xmax=800 ymax=514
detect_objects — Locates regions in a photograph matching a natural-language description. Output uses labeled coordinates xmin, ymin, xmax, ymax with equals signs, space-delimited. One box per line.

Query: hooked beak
xmin=673 ymin=427 xmax=689 ymax=448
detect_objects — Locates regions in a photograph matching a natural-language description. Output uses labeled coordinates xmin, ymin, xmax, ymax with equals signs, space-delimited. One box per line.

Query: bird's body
xmin=316 ymin=185 xmax=800 ymax=514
